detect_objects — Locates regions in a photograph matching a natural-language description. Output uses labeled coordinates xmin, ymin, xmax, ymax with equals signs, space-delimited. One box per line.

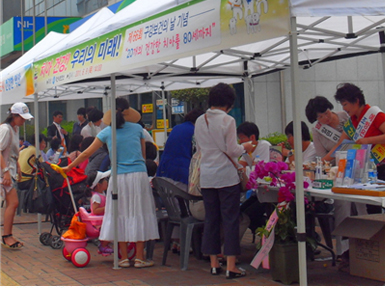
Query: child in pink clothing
xmin=89 ymin=170 xmax=109 ymax=215
xmin=87 ymin=170 xmax=111 ymax=254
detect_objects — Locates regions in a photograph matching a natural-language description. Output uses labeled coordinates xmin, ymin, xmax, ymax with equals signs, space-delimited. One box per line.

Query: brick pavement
xmin=1 ymin=210 xmax=384 ymax=286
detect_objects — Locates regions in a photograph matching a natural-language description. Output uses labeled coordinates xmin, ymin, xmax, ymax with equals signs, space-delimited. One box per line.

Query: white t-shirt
xmin=240 ymin=139 xmax=271 ymax=164
xmin=142 ymin=129 xmax=154 ymax=143
xmin=303 ymin=142 xmax=317 ymax=164
xmin=0 ymin=123 xmax=19 ymax=178
xmin=91 ymin=191 xmax=105 ymax=204
xmin=286 ymin=142 xmax=317 ymax=165
xmin=81 ymin=122 xmax=106 ymax=138
xmin=240 ymin=139 xmax=271 ymax=177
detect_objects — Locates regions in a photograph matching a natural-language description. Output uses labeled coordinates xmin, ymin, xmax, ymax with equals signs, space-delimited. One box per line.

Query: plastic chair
xmin=152 ymin=177 xmax=204 ymax=271
xmin=78 ymin=207 xmax=103 ymax=239
xmin=145 ymin=188 xmax=168 ymax=260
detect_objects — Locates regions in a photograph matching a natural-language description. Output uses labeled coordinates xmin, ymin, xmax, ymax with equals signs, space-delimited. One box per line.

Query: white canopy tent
xmin=0 ymin=7 xmax=115 ymax=106
xmin=2 ymin=1 xmax=385 ymax=105
xmin=1 ymin=0 xmax=385 ymax=285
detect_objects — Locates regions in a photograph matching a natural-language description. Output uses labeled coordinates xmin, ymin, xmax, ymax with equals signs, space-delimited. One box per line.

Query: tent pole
xmin=44 ymin=0 xmax=48 ymax=36
xmin=161 ymin=82 xmax=167 ymax=146
xmin=280 ymin=70 xmax=286 ymax=131
xmin=243 ymin=78 xmax=254 ymax=123
xmin=379 ymin=31 xmax=385 ymax=104
xmin=32 ymin=0 xmax=36 ymax=46
xmin=21 ymin=0 xmax=24 ymax=55
xmin=243 ymin=61 xmax=255 ymax=123
xmin=34 ymin=93 xmax=42 ymax=235
xmin=110 ymin=74 xmax=119 ymax=270
xmin=289 ymin=16 xmax=307 ymax=286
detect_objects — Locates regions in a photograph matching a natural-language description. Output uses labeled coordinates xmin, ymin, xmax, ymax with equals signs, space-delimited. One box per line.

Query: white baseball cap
xmin=10 ymin=102 xmax=34 ymax=120
xmin=91 ymin=170 xmax=111 ymax=189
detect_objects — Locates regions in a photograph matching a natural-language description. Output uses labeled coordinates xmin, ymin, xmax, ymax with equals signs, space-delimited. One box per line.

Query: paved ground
xmin=1 ymin=209 xmax=384 ymax=286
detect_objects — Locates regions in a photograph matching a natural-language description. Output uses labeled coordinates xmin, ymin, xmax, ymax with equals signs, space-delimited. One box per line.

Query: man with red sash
xmin=329 ymin=83 xmax=385 ymax=177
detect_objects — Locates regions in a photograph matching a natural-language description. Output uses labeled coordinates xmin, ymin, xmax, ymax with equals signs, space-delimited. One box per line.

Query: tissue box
xmin=312 ymin=179 xmax=333 ymax=189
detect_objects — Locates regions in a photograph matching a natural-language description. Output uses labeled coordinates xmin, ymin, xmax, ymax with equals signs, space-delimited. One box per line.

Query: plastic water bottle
xmin=52 ymin=147 xmax=63 ymax=164
xmin=368 ymin=159 xmax=378 ymax=182
xmin=255 ymin=155 xmax=261 ymax=163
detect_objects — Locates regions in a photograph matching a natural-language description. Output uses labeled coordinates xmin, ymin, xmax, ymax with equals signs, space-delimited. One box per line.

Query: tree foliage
xmin=21 ymin=121 xmax=75 ymax=141
xmin=171 ymin=87 xmax=210 ymax=109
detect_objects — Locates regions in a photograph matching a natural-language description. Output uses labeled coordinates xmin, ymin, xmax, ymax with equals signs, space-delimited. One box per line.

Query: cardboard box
xmin=332 ymin=214 xmax=385 ymax=282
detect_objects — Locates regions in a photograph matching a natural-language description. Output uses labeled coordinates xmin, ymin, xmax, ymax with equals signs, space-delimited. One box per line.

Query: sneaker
xmin=98 ymin=245 xmax=114 ymax=255
xmin=134 ymin=258 xmax=154 ymax=268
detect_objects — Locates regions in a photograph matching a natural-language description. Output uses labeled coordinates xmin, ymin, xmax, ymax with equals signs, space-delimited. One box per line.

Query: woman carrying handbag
xmin=194 ymin=83 xmax=253 ymax=279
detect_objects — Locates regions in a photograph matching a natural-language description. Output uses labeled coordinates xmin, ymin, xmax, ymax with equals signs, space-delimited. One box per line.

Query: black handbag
xmin=25 ymin=166 xmax=53 ymax=214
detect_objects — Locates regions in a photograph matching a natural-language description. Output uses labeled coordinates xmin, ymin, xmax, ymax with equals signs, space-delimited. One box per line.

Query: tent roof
xmin=2 ymin=0 xmax=385 ymax=104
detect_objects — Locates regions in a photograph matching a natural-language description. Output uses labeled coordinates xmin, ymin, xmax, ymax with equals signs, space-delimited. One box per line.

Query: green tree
xmin=21 ymin=121 xmax=75 ymax=142
xmin=171 ymin=87 xmax=210 ymax=109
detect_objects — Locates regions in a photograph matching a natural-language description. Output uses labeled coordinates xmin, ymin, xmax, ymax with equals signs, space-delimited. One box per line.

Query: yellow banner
xmin=157 ymin=119 xmax=169 ymax=129
xmin=142 ymin=104 xmax=153 ymax=113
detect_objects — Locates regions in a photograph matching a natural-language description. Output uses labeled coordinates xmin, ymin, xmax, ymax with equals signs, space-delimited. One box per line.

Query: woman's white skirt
xmin=99 ymin=172 xmax=160 ymax=242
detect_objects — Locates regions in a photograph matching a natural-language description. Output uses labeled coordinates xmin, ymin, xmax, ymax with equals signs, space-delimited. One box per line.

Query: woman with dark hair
xmin=326 ymin=83 xmax=385 ymax=166
xmin=68 ymin=134 xmax=84 ymax=161
xmin=81 ymin=108 xmax=106 ymax=138
xmin=306 ymin=95 xmax=367 ymax=263
xmin=157 ymin=108 xmax=205 ymax=185
xmin=305 ymin=96 xmax=349 ymax=163
xmin=1 ymin=102 xmax=33 ymax=249
xmin=63 ymin=97 xmax=159 ymax=268
xmin=194 ymin=83 xmax=253 ymax=279
xmin=325 ymin=83 xmax=385 ymax=267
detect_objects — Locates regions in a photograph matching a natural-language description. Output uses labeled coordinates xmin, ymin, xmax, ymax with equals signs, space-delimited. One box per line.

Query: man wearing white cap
xmin=0 ymin=102 xmax=33 ymax=249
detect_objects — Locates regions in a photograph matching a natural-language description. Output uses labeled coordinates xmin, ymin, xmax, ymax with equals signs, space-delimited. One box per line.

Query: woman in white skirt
xmin=64 ymin=97 xmax=159 ymax=268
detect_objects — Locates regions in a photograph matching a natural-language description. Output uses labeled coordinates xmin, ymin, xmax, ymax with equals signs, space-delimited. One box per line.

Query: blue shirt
xmin=97 ymin=122 xmax=146 ymax=174
xmin=73 ymin=120 xmax=89 ymax=135
xmin=157 ymin=121 xmax=194 ymax=184
xmin=46 ymin=148 xmax=55 ymax=161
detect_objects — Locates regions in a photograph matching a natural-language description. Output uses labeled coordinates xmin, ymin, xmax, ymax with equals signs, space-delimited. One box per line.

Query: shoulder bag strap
xmin=204 ymin=114 xmax=241 ymax=171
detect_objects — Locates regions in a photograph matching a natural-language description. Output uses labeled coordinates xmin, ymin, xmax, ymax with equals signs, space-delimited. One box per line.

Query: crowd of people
xmin=1 ymin=82 xmax=383 ymax=277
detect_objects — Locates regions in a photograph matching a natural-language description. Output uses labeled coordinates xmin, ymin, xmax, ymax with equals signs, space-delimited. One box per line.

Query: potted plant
xmin=247 ymin=161 xmax=310 ymax=285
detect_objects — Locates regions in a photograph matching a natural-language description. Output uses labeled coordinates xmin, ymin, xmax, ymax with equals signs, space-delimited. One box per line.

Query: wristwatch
xmin=287 ymin=150 xmax=294 ymax=157
xmin=2 ymin=167 xmax=10 ymax=174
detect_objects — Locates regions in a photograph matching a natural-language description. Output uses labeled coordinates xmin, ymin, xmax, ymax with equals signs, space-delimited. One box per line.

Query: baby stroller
xmin=50 ymin=165 xmax=136 ymax=267
xmin=39 ymin=157 xmax=88 ymax=249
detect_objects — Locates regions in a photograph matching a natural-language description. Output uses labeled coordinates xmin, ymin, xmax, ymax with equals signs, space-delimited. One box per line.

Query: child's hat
xmin=91 ymin=170 xmax=111 ymax=189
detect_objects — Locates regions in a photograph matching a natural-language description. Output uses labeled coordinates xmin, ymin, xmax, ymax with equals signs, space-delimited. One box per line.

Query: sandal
xmin=134 ymin=258 xmax=154 ymax=268
xmin=2 ymin=234 xmax=23 ymax=250
xmin=98 ymin=245 xmax=114 ymax=255
xmin=226 ymin=268 xmax=246 ymax=279
xmin=118 ymin=258 xmax=130 ymax=268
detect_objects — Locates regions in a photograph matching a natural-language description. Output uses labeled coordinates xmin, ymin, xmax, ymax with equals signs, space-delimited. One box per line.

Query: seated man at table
xmin=237 ymin=121 xmax=271 ymax=170
xmin=280 ymin=121 xmax=316 ymax=170
xmin=236 ymin=121 xmax=271 ymax=236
